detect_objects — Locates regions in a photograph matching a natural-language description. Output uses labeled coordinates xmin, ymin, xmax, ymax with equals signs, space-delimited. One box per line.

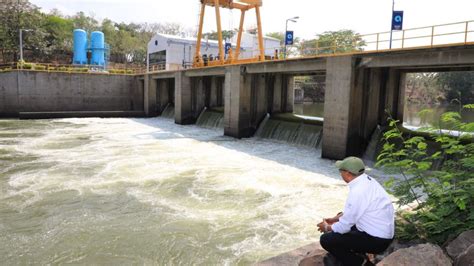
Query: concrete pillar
xmin=193 ymin=77 xmax=206 ymax=115
xmin=224 ymin=66 xmax=253 ymax=138
xmin=272 ymin=74 xmax=282 ymax=113
xmin=175 ymin=71 xmax=194 ymax=124
xmin=256 ymin=74 xmax=267 ymax=121
xmin=396 ymin=72 xmax=407 ymax=122
xmin=383 ymin=69 xmax=403 ymax=124
xmin=218 ymin=77 xmax=225 ymax=106
xmin=210 ymin=76 xmax=218 ymax=108
xmin=361 ymin=68 xmax=382 ymax=139
xmin=156 ymin=79 xmax=169 ymax=114
xmin=322 ymin=56 xmax=356 ymax=159
xmin=143 ymin=75 xmax=157 ymax=117
xmin=285 ymin=75 xmax=295 ymax=113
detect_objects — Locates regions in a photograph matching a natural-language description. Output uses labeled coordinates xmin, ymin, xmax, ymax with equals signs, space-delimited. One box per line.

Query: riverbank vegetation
xmin=377 ymin=105 xmax=474 ymax=244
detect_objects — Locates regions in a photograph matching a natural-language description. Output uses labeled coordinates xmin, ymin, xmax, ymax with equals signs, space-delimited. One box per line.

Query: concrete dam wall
xmin=0 ymin=71 xmax=144 ymax=117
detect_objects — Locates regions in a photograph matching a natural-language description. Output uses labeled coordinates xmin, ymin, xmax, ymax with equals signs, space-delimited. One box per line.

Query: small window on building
xmin=155 ymin=40 xmax=158 ymax=46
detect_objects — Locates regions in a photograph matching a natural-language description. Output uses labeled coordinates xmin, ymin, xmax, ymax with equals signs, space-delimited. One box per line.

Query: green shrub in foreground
xmin=377 ymin=104 xmax=474 ymax=244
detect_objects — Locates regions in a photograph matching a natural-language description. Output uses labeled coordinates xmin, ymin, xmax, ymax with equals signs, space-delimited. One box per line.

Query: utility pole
xmin=389 ymin=0 xmax=395 ymax=49
xmin=19 ymin=29 xmax=23 ymax=62
xmin=19 ymin=29 xmax=32 ymax=63
xmin=284 ymin=16 xmax=299 ymax=59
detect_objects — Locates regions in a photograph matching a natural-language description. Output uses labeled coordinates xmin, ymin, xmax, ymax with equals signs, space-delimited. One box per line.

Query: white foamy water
xmin=0 ymin=118 xmax=348 ymax=265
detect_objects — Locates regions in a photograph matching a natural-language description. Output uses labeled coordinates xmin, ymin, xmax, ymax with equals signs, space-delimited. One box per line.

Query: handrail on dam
xmin=0 ymin=61 xmax=144 ymax=76
xmin=2 ymin=20 xmax=474 ymax=74
xmin=188 ymin=20 xmax=474 ymax=69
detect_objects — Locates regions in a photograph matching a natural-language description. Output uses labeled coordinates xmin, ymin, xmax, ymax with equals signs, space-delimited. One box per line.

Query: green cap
xmin=335 ymin=157 xmax=365 ymax=175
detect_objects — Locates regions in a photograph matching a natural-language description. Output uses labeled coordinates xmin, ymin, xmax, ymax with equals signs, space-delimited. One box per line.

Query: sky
xmin=30 ymin=0 xmax=474 ymax=40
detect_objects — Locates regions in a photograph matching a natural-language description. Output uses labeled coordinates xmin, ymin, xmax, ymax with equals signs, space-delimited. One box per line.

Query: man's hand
xmin=323 ymin=212 xmax=343 ymax=225
xmin=317 ymin=220 xmax=328 ymax=233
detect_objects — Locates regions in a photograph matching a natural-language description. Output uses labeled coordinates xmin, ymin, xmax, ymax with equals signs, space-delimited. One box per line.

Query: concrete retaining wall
xmin=0 ymin=71 xmax=144 ymax=117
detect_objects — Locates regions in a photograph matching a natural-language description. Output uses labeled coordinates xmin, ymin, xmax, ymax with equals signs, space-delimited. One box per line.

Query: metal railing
xmin=237 ymin=20 xmax=474 ymax=60
xmin=1 ymin=20 xmax=473 ymax=73
xmin=292 ymin=20 xmax=474 ymax=58
xmin=0 ymin=62 xmax=144 ymax=75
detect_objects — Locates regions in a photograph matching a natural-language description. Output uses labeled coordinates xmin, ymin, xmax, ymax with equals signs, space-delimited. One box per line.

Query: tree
xmin=202 ymin=30 xmax=236 ymax=41
xmin=438 ymin=71 xmax=474 ymax=104
xmin=266 ymin=32 xmax=284 ymax=45
xmin=300 ymin=30 xmax=366 ymax=56
xmin=71 ymin=11 xmax=99 ymax=33
xmin=0 ymin=0 xmax=46 ymax=62
xmin=142 ymin=22 xmax=189 ymax=36
xmin=43 ymin=14 xmax=74 ymax=61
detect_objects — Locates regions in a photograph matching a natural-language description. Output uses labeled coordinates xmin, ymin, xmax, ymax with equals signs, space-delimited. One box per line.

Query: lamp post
xmin=284 ymin=16 xmax=299 ymax=59
xmin=389 ymin=0 xmax=395 ymax=49
xmin=19 ymin=29 xmax=33 ymax=62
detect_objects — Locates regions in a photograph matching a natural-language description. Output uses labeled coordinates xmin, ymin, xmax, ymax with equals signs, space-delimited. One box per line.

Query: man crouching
xmin=317 ymin=157 xmax=395 ymax=266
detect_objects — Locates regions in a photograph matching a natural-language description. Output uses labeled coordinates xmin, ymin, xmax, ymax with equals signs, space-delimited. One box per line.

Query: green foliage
xmin=300 ymin=30 xmax=366 ymax=56
xmin=22 ymin=63 xmax=33 ymax=69
xmin=109 ymin=69 xmax=127 ymax=74
xmin=0 ymin=1 xmax=194 ymax=65
xmin=438 ymin=72 xmax=474 ymax=104
xmin=203 ymin=30 xmax=236 ymax=41
xmin=377 ymin=106 xmax=474 ymax=244
xmin=266 ymin=32 xmax=285 ymax=45
xmin=75 ymin=67 xmax=88 ymax=73
xmin=34 ymin=64 xmax=46 ymax=70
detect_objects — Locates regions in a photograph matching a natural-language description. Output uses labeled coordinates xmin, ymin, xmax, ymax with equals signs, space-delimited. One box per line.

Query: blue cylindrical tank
xmin=73 ymin=29 xmax=88 ymax=65
xmin=90 ymin=31 xmax=105 ymax=66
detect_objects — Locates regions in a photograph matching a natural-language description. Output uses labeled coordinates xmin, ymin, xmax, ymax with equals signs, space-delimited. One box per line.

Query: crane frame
xmin=193 ymin=0 xmax=265 ymax=67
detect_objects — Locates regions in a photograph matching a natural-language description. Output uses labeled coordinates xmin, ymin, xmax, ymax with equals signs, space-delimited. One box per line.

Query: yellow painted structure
xmin=193 ymin=0 xmax=265 ymax=67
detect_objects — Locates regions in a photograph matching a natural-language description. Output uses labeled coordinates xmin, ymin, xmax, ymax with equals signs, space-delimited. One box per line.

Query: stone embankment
xmin=257 ymin=230 xmax=474 ymax=266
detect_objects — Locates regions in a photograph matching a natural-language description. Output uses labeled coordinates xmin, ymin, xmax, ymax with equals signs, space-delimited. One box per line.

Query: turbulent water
xmin=196 ymin=109 xmax=224 ymax=129
xmin=0 ymin=118 xmax=348 ymax=265
xmin=255 ymin=116 xmax=323 ymax=149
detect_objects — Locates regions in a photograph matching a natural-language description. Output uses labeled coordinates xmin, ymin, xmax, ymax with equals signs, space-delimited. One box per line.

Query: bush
xmin=126 ymin=69 xmax=134 ymax=74
xmin=48 ymin=67 xmax=56 ymax=71
xmin=76 ymin=67 xmax=89 ymax=73
xmin=35 ymin=65 xmax=46 ymax=71
xmin=23 ymin=63 xmax=34 ymax=69
xmin=109 ymin=69 xmax=127 ymax=74
xmin=58 ymin=66 xmax=68 ymax=71
xmin=377 ymin=105 xmax=474 ymax=244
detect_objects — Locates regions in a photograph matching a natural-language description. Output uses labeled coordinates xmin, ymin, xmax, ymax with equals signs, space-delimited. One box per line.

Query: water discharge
xmin=196 ymin=109 xmax=224 ymax=129
xmin=0 ymin=118 xmax=348 ymax=265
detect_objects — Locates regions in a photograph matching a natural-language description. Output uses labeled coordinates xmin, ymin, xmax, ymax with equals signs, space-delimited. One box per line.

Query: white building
xmin=147 ymin=33 xmax=281 ymax=71
xmin=231 ymin=32 xmax=281 ymax=58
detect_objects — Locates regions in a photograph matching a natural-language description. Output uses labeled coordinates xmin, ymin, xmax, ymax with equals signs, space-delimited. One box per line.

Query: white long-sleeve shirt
xmin=331 ymin=173 xmax=395 ymax=239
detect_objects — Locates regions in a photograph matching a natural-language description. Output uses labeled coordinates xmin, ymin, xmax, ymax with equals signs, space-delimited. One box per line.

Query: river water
xmin=0 ymin=118 xmax=347 ymax=265
xmin=294 ymin=103 xmax=474 ymax=127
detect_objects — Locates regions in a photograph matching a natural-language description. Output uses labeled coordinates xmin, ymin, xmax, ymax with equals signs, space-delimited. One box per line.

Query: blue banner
xmin=392 ymin=11 xmax=404 ymax=31
xmin=285 ymin=31 xmax=294 ymax=45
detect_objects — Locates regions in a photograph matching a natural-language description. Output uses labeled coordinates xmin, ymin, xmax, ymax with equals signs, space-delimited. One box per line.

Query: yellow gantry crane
xmin=193 ymin=0 xmax=265 ymax=67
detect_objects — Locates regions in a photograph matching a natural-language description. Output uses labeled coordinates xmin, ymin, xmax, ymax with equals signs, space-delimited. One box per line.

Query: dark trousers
xmin=320 ymin=226 xmax=392 ymax=266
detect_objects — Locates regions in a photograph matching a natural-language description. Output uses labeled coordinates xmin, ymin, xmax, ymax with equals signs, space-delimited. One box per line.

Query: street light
xmin=284 ymin=16 xmax=299 ymax=59
xmin=19 ymin=29 xmax=33 ymax=62
xmin=389 ymin=0 xmax=395 ymax=49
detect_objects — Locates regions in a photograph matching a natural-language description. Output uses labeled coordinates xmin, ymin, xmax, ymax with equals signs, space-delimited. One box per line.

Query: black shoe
xmin=323 ymin=253 xmax=342 ymax=266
